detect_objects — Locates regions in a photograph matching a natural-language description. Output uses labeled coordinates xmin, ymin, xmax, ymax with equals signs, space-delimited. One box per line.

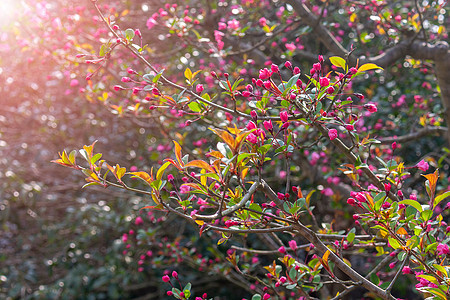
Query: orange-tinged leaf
xmin=322 ymin=249 xmax=330 ymax=265
xmin=173 ymin=140 xmax=183 ymax=166
xmin=164 ymin=158 xmax=183 ymax=171
xmin=194 ymin=220 xmax=205 ymax=226
xmin=121 ymin=9 xmax=129 ymax=16
xmin=129 ymin=171 xmax=153 ymax=185
xmin=396 ymin=227 xmax=408 ymax=235
xmin=221 ymin=131 xmax=236 ymax=150
xmin=227 ymin=125 xmax=241 ymax=135
xmin=140 ymin=204 xmax=164 ymax=211
xmin=357 ymin=63 xmax=383 ymax=72
xmin=422 ymin=169 xmax=439 ymax=196
xmin=185 ymin=160 xmax=214 ymax=172
xmin=366 ymin=193 xmax=374 ymax=208
xmin=240 ymin=167 xmax=249 ymax=180
xmin=207 ymin=150 xmax=224 ymax=159
xmin=182 ymin=183 xmax=202 ymax=190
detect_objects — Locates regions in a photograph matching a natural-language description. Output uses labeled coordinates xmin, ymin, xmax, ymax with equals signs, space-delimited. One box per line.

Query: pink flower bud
xmin=278 ymin=246 xmax=286 ymax=254
xmin=319 ymin=77 xmax=330 ymax=87
xmin=285 ymin=61 xmax=292 ymax=69
xmin=288 ymin=240 xmax=297 ymax=251
xmin=263 ymin=120 xmax=273 ymax=132
xmin=271 ymin=64 xmax=279 ymax=73
xmin=246 ymin=121 xmax=257 ymax=130
xmin=251 ymin=110 xmax=257 ymax=120
xmin=347 ymin=198 xmax=356 ymax=206
xmin=313 ymin=62 xmax=321 ymax=71
xmin=113 ymin=85 xmax=125 ymax=91
xmin=345 ymin=124 xmax=354 ymax=131
xmin=363 ymin=103 xmax=377 ymax=113
xmin=328 ymin=128 xmax=338 ymax=140
xmin=172 ymin=271 xmax=178 ymax=279
xmin=293 ymin=67 xmax=301 ymax=75
xmin=280 ymin=111 xmax=289 ymax=123
xmin=162 ymin=275 xmax=170 ymax=282
xmin=327 ymin=86 xmax=335 ymax=94
xmin=135 ymin=29 xmax=142 ymax=37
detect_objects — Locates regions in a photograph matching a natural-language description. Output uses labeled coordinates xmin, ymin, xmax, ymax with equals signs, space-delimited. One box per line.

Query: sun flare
xmin=0 ymin=0 xmax=21 ymax=27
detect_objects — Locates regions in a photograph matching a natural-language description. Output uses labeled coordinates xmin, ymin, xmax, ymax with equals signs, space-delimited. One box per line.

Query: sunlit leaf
xmin=357 ymin=63 xmax=383 ymax=72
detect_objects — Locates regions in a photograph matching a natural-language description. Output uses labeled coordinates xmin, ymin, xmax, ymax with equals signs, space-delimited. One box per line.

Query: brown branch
xmin=378 ymin=126 xmax=447 ymax=144
xmin=260 ymin=182 xmax=395 ymax=300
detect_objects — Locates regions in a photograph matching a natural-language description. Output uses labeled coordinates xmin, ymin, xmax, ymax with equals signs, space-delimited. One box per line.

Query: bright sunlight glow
xmin=0 ymin=0 xmax=21 ymax=27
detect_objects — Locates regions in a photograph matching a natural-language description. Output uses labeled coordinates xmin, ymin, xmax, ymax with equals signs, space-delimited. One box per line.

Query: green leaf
xmin=251 ymin=295 xmax=262 ymax=300
xmin=370 ymin=272 xmax=380 ymax=285
xmin=434 ymin=191 xmax=450 ymax=208
xmin=188 ymin=102 xmax=202 ymax=112
xmin=282 ymin=74 xmax=300 ymax=96
xmin=125 ymin=28 xmax=135 ymax=41
xmin=143 ymin=74 xmax=154 ymax=83
xmin=347 ymin=232 xmax=355 ymax=243
xmin=399 ymin=199 xmax=423 ymax=212
xmin=388 ymin=237 xmax=402 ymax=250
xmin=421 ymin=209 xmax=433 ymax=222
xmin=90 ymin=153 xmax=102 ymax=165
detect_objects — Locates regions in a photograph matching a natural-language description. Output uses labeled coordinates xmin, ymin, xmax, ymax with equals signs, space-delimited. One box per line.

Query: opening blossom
xmin=437 ymin=243 xmax=449 ymax=256
xmin=416 ymin=159 xmax=429 ymax=171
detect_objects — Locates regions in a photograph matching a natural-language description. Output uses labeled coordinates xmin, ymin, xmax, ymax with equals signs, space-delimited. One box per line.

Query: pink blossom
xmin=328 ymin=128 xmax=338 ymax=140
xmin=416 ymin=160 xmax=429 ymax=171
xmin=402 ymin=266 xmax=412 ymax=274
xmin=259 ymin=68 xmax=272 ymax=80
xmin=135 ymin=216 xmax=144 ymax=225
xmin=227 ymin=19 xmax=240 ymax=30
xmin=70 ymin=79 xmax=79 ymax=87
xmin=319 ymin=77 xmax=330 ymax=87
xmin=146 ymin=17 xmax=157 ymax=30
xmin=437 ymin=243 xmax=450 ymax=256
xmin=278 ymin=246 xmax=286 ymax=254
xmin=322 ymin=188 xmax=334 ymax=196
xmin=288 ymin=240 xmax=297 ymax=251
xmin=259 ymin=17 xmax=267 ymax=27
xmin=196 ymin=84 xmax=204 ymax=93
xmin=285 ymin=43 xmax=296 ymax=51
xmin=246 ymin=133 xmax=258 ymax=144
xmin=246 ymin=121 xmax=257 ymax=130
